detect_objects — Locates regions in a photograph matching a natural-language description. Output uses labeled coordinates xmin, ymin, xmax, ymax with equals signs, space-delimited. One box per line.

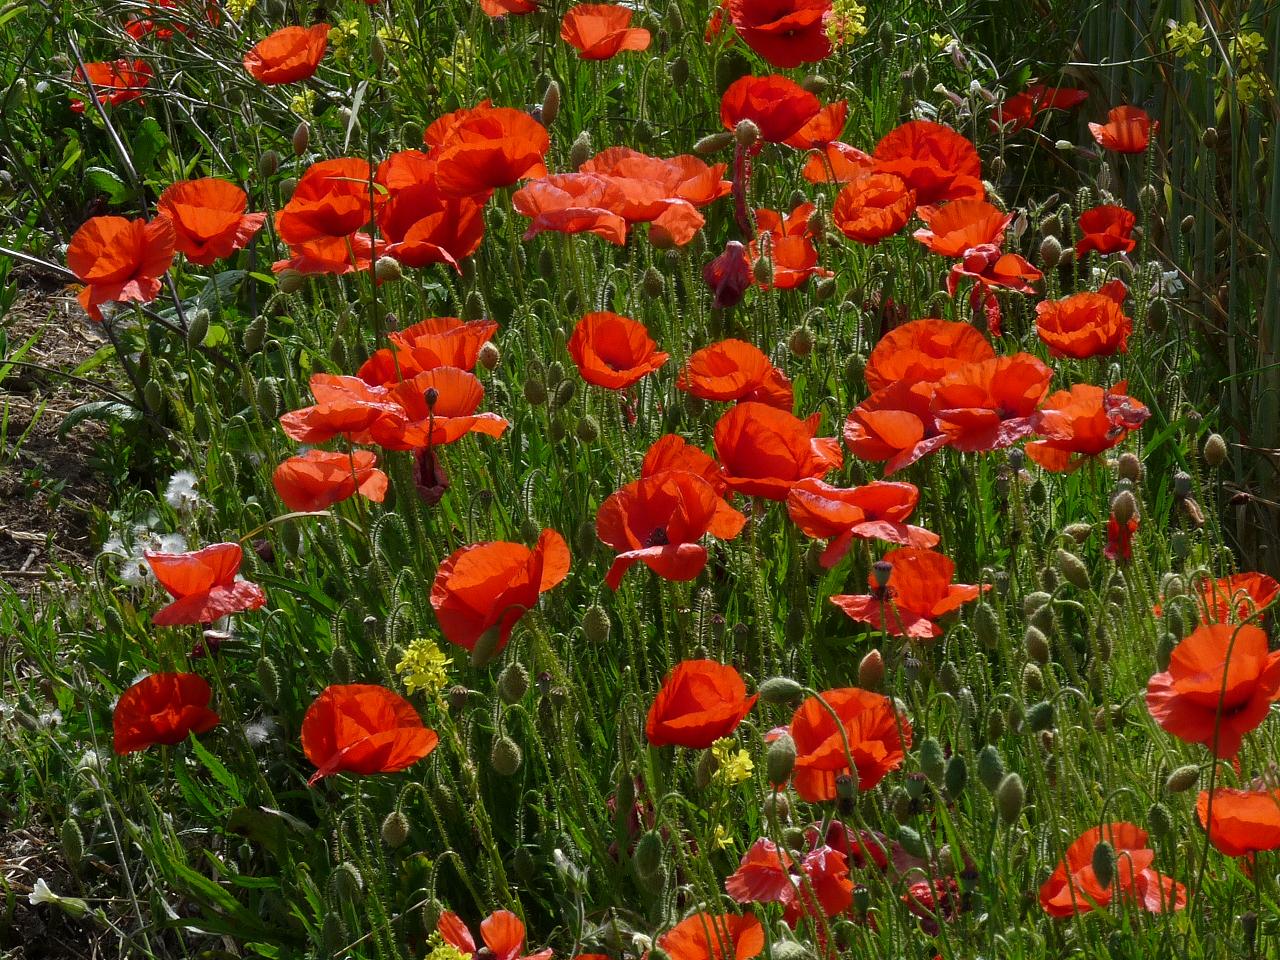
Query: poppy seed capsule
xmin=1164 ymin=764 xmax=1200 ymax=794
xmin=835 ymin=772 xmax=859 ymax=800
xmin=858 ymin=649 xmax=885 ymax=690
xmin=734 ymin=119 xmax=760 ymax=148
xmin=1203 ymin=433 xmax=1228 ymax=467
xmin=759 ymin=677 xmax=804 ymax=704
xmin=767 ymin=732 xmax=797 ymax=785
xmin=574 ymin=415 xmax=600 ymax=443
xmin=489 ymin=736 xmax=522 ymax=776
xmin=996 ymin=773 xmax=1025 ymax=823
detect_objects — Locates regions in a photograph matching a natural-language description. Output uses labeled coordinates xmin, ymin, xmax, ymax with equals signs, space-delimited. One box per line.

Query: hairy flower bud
xmin=490 ymin=736 xmax=523 ymax=776
xmin=858 ymin=649 xmax=885 ymax=690
xmin=996 ymin=772 xmax=1025 ymax=823
xmin=1164 ymin=764 xmax=1200 ymax=794
xmin=1203 ymin=433 xmax=1228 ymax=468
xmin=767 ymin=733 xmax=797 ymax=785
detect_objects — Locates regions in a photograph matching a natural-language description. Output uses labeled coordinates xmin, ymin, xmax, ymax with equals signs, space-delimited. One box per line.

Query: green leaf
xmin=343 ymin=80 xmax=368 ymax=151
xmin=85 ymin=166 xmax=129 ymax=205
xmin=58 ymin=400 xmax=140 ymax=438
xmin=133 ymin=117 xmax=169 ymax=174
xmin=156 ymin=270 xmax=247 ymax=324
xmin=188 ymin=734 xmax=243 ymax=804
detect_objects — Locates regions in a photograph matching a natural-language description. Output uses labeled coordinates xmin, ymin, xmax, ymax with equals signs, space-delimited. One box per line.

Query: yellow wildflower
xmin=825 ymin=0 xmax=867 ymax=47
xmin=712 ymin=824 xmax=734 ymax=850
xmin=288 ymin=89 xmax=316 ymax=118
xmin=397 ymin=638 xmax=451 ymax=697
xmin=711 ymin=738 xmax=754 ymax=787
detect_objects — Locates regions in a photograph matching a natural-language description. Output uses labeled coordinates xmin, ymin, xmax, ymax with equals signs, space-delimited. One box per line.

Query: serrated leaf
xmin=58 ymin=400 xmax=140 ymax=438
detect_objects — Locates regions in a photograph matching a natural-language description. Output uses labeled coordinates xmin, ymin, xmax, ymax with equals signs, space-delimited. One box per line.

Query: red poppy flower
xmin=568 ymin=312 xmax=669 ymax=389
xmin=271 ymin=232 xmax=383 ymax=276
xmin=376 ymin=367 xmax=509 ymax=450
xmin=1089 ymin=105 xmax=1156 ymax=154
xmin=1035 ymin=291 xmax=1133 ymax=359
xmin=645 ymin=659 xmax=758 ymax=748
xmin=1105 ymin=512 xmax=1138 ymax=562
xmin=843 ymin=379 xmax=949 ymax=474
xmin=929 ymin=353 xmax=1054 ymax=452
xmin=1040 ymin=823 xmax=1186 ymax=917
xmin=123 ymin=0 xmax=218 ymax=40
xmin=579 ymin=147 xmax=732 ymax=208
xmin=512 ymin=174 xmax=630 ymax=245
xmin=789 ymin=687 xmax=910 ymax=800
xmin=358 ymin=317 xmax=498 ymax=385
xmin=678 ymin=338 xmax=793 ymax=410
xmin=1196 ymin=787 xmax=1280 ymax=857
xmin=657 ymin=913 xmax=764 ymax=960
xmin=1190 ymin=572 xmax=1280 ymax=624
xmin=750 ymin=203 xmax=830 ymax=289
xmin=243 ymin=24 xmax=330 ymax=85
xmin=373 ymin=154 xmax=484 ymax=270
xmin=803 ymin=141 xmax=873 ymax=184
xmin=946 ymin=245 xmax=1042 ymax=297
xmin=560 ymin=4 xmax=651 ymax=59
xmin=439 ymin=910 xmax=552 ymax=960
xmin=69 ymin=59 xmax=152 ymax=112
xmin=272 ymin=449 xmax=387 ymax=512
xmin=478 ymin=0 xmax=538 ymax=15
xmin=144 ymin=542 xmax=266 ymax=626
xmin=431 ymin=530 xmax=570 ymax=654
xmin=726 ymin=0 xmax=831 ymax=67
xmin=301 ymin=684 xmax=438 ymax=785
xmin=864 ymin=318 xmax=994 ymax=391
xmin=1026 ymin=382 xmax=1149 ymax=472
xmin=993 ymin=83 xmax=1088 ymax=132
xmin=598 ymin=471 xmax=746 ymax=589
xmin=280 ymin=374 xmax=406 ymax=445
xmin=831 ymin=173 xmax=917 ymax=244
xmin=912 ymin=199 xmax=1013 ymax=257
xmin=66 ymin=215 xmax=176 ymax=321
xmin=156 ymin=178 xmax=266 ymax=266
xmin=720 ymin=75 xmax=821 ymax=144
xmin=428 ymin=103 xmax=550 ymax=197
xmin=872 ymin=120 xmax=985 ymax=206
xmin=787 ymin=479 xmax=939 ymax=567
xmin=275 ymin=158 xmax=379 ymax=247
xmin=113 ymin=673 xmax=219 ymax=754
xmin=714 ymin=402 xmax=841 ymax=500
xmin=726 ymin=838 xmax=852 ymax=927
xmin=643 ymin=434 xmax=728 ymax=494
xmin=831 ymin=547 xmax=983 ymax=639
xmin=782 ymin=101 xmax=848 ymax=150
xmin=1146 ymin=623 xmax=1280 ymax=758
xmin=704 ymin=240 xmax=753 ymax=308
xmin=1076 ymin=205 xmax=1136 ymax=258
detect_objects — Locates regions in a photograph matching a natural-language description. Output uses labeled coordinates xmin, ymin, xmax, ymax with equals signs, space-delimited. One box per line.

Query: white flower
xmin=29 ymin=878 xmax=59 ymax=906
xmin=164 ymin=471 xmax=202 ymax=513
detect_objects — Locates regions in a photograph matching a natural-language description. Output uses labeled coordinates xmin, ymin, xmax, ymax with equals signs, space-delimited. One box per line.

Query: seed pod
xmin=767 ymin=733 xmax=797 ymax=785
xmin=858 ymin=649 xmax=885 ymax=690
xmin=977 ymin=745 xmax=1005 ymax=792
xmin=381 ymin=810 xmax=410 ymax=848
xmin=1023 ymin=591 xmax=1052 ymax=618
xmin=1111 ymin=489 xmax=1138 ymax=525
xmin=944 ymin=755 xmax=967 ymax=798
xmin=763 ymin=791 xmax=790 ymax=822
xmin=996 ymin=773 xmax=1025 ymax=823
xmin=256 ymin=377 xmax=281 ymax=420
xmin=919 ymin=738 xmax=946 ymax=786
xmin=490 ymin=736 xmax=523 ymax=776
xmin=634 ymin=829 xmax=664 ymax=878
xmin=1091 ymin=840 xmax=1116 ymax=889
xmin=374 ymin=256 xmax=403 ymax=283
xmin=836 ymin=772 xmax=859 ymax=800
xmin=1164 ymin=764 xmax=1200 ymax=794
xmin=769 ymin=941 xmax=815 ymax=960
xmin=498 ymin=662 xmax=530 ymax=704
xmin=1025 ymin=700 xmax=1055 ymax=732
xmin=759 ymin=677 xmax=804 ymax=704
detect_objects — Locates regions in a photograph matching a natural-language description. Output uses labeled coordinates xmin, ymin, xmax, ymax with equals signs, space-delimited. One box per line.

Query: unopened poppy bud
xmin=769 ymin=942 xmax=814 ymax=960
xmin=996 ymin=772 xmax=1025 ymax=823
xmin=523 ymin=378 xmax=548 ymax=406
xmin=143 ymin=378 xmax=165 ymax=414
xmin=897 ymin=824 xmax=926 ymax=857
xmin=767 ymin=732 xmax=797 ymax=785
xmin=243 ymin=315 xmax=267 ymax=353
xmin=937 ymin=661 xmax=962 ymax=694
xmin=292 ymin=121 xmax=310 ymax=156
xmin=1113 ymin=451 xmax=1141 ymax=483
xmin=634 ymin=830 xmax=664 ymax=878
xmin=1062 ymin=522 xmax=1092 ymax=543
xmin=1022 ymin=662 xmax=1043 ymax=692
xmin=759 ymin=677 xmax=804 ymax=704
xmin=642 ymin=266 xmax=665 ymax=298
xmin=1173 ymin=470 xmax=1193 ymax=499
xmin=568 ymin=130 xmax=593 ymax=169
xmin=872 ymin=560 xmax=893 ymax=588
xmin=381 ymin=810 xmax=410 ymax=848
xmin=919 ymin=737 xmax=946 ymax=786
xmin=489 ymin=735 xmax=522 ymax=776
xmin=972 ymin=602 xmax=1000 ymax=649
xmin=800 ymin=74 xmax=828 ymax=94
xmin=878 ymin=20 xmax=895 ymax=52
xmin=580 ymin=604 xmax=611 ymax=645
xmin=1203 ymin=433 xmax=1227 ymax=467
xmin=1110 ymin=489 xmax=1138 ymax=525
xmin=573 ymin=414 xmax=600 ymax=443
xmin=1056 ymin=549 xmax=1091 ymax=590
xmin=977 ymin=745 xmax=1004 ymax=792
xmin=1139 ymin=184 xmax=1159 ymax=212
xmin=694 ymin=131 xmax=734 ymax=155
xmin=763 ymin=792 xmax=790 ymax=821
xmin=258 ymin=150 xmax=280 ymax=178
xmin=1146 ymin=801 xmax=1173 ymax=838
xmin=277 ymin=269 xmax=305 ymax=294
xmin=1054 ymin=139 xmax=1075 ymax=151
xmin=1025 ymin=700 xmax=1054 ymax=732
xmin=858 ymin=649 xmax=885 ymax=690
xmin=472 ymin=341 xmax=500 ymax=372
xmin=752 ymin=253 xmax=773 ymax=285
xmin=734 ymin=119 xmax=760 ymax=148
xmin=185 ymin=309 xmax=210 ymax=349
xmin=695 ymin=749 xmax=718 ymax=789
xmin=373 ymin=256 xmax=402 ymax=283
xmin=668 ymin=56 xmax=689 ymax=85
xmin=60 ymin=817 xmax=84 ymax=869
xmin=329 ymin=645 xmax=355 ymax=683
xmin=835 ymin=771 xmax=859 ymax=800
xmin=330 ymin=862 xmax=364 ymax=905
xmin=498 ymin=662 xmax=529 ymax=704
xmin=1038 ymin=235 xmax=1062 ymax=268
xmin=255 ymin=656 xmax=280 ymax=706
xmin=788 ymin=325 xmax=815 ymax=356
xmin=541 ymin=80 xmax=560 ymax=126
xmin=470 ymin=623 xmax=506 ymax=668
xmin=1164 ymin=764 xmax=1200 ymax=794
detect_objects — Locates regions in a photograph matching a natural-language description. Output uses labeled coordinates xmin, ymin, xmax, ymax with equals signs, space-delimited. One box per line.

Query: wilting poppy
xmin=787 ymin=479 xmax=939 ymax=567
xmin=678 ymin=339 xmax=793 ymax=410
xmin=1025 ymin=383 xmax=1149 ymax=472
xmin=1146 ymin=622 xmax=1280 ymax=758
xmin=156 ymin=178 xmax=266 ymax=266
xmin=376 ymin=367 xmax=509 ymax=450
xmin=704 ymin=240 xmax=753 ymax=308
xmin=1035 ymin=291 xmax=1133 ymax=358
xmin=67 ymin=215 xmax=176 ymax=321
xmin=864 ymin=318 xmax=995 ymax=391
xmin=431 ymin=530 xmax=570 ymax=655
xmin=645 ymin=659 xmax=757 ymax=748
xmin=358 ymin=317 xmax=498 ymax=385
xmin=280 ymin=374 xmax=406 ymax=445
xmin=912 ymin=198 xmax=1013 ymax=258
xmin=1196 ymin=786 xmax=1280 ymax=857
xmin=714 ymin=402 xmax=841 ymax=500
xmin=301 ymin=684 xmax=438 ymax=785
xmin=598 ymin=471 xmax=746 ymax=589
xmin=789 ymin=687 xmax=910 ymax=800
xmin=439 ymin=911 xmax=552 ymax=960
xmin=69 ymin=59 xmax=152 ymax=112
xmin=560 ymin=4 xmax=651 ymax=59
xmin=831 ymin=547 xmax=982 ymax=639
xmin=144 ymin=542 xmax=266 ymax=626
xmin=751 ymin=203 xmax=829 ymax=289
xmin=726 ymin=0 xmax=831 ymax=67
xmin=872 ymin=120 xmax=984 ymax=205
xmin=1189 ymin=572 xmax=1280 ymax=624
xmin=929 ymin=353 xmax=1054 ymax=452
xmin=782 ymin=101 xmax=847 ymax=151
xmin=803 ymin=141 xmax=873 ymax=184
xmin=657 ymin=913 xmax=764 ymax=960
xmin=428 ymin=103 xmax=550 ymax=197
xmin=272 ymin=449 xmax=388 ymax=511
xmin=1076 ymin=205 xmax=1136 ymax=258
xmin=720 ymin=75 xmax=820 ymax=144
xmin=993 ymin=83 xmax=1088 ymax=132
xmin=243 ymin=24 xmax=330 ymax=85
xmin=478 ymin=0 xmax=538 ymax=15
xmin=276 ymin=158 xmax=379 ymax=247
xmin=113 ymin=673 xmax=219 ymax=754
xmin=831 ymin=173 xmax=916 ymax=244
xmin=1105 ymin=512 xmax=1138 ymax=562
xmin=1089 ymin=105 xmax=1156 ymax=154
xmin=843 ymin=379 xmax=949 ymax=474
xmin=568 ymin=312 xmax=669 ymax=389
xmin=512 ymin=174 xmax=630 ymax=245
xmin=1040 ymin=823 xmax=1186 ymax=917
xmin=726 ymin=838 xmax=852 ymax=927
xmin=643 ymin=434 xmax=729 ymax=494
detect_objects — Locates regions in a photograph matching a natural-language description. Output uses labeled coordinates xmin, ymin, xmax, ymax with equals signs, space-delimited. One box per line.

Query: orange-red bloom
xmin=831 ymin=174 xmax=916 ymax=244
xmin=1190 ymin=572 xmax=1280 ymax=624
xmin=872 ymin=120 xmax=984 ymax=206
xmin=720 ymin=75 xmax=820 ymax=144
xmin=431 ymin=530 xmax=570 ymax=655
xmin=787 ymin=479 xmax=939 ymax=567
xmin=560 ymin=4 xmax=651 ymax=59
xmin=1026 ymin=383 xmax=1149 ymax=472
xmin=243 ymin=24 xmax=330 ymax=85
xmin=929 ymin=353 xmax=1054 ymax=452
xmin=1196 ymin=787 xmax=1280 ymax=857
xmin=280 ymin=375 xmax=405 ymax=445
xmin=1040 ymin=823 xmax=1186 ymax=917
xmin=512 ymin=174 xmax=630 ymax=245
xmin=643 ymin=434 xmax=728 ymax=494
xmin=156 ymin=178 xmax=266 ymax=266
xmin=272 ymin=449 xmax=387 ymax=512
xmin=1076 ymin=205 xmax=1136 ymax=258
xmin=946 ymin=245 xmax=1042 ymax=298
xmin=301 ymin=684 xmax=438 ymax=785
xmin=1146 ymin=623 xmax=1280 ymax=758
xmin=439 ymin=911 xmax=552 ymax=960
xmin=580 ymin=147 xmax=731 ymax=208
xmin=789 ymin=688 xmax=910 ymax=800
xmin=803 ymin=141 xmax=873 ymax=184
xmin=726 ymin=838 xmax=852 ymax=927
xmin=66 ymin=215 xmax=176 ymax=321
xmin=912 ymin=199 xmax=1012 ymax=257
xmin=1089 ymin=105 xmax=1156 ymax=154
xmin=751 ymin=203 xmax=830 ymax=289
xmin=427 ymin=102 xmax=550 ymax=197
xmin=678 ymin=339 xmax=793 ymax=410
xmin=145 ymin=542 xmax=266 ymax=626
xmin=864 ymin=318 xmax=994 ymax=391
xmin=70 ymin=59 xmax=151 ymax=112
xmin=782 ymin=101 xmax=847 ymax=151
xmin=113 ymin=673 xmax=219 ymax=754
xmin=843 ymin=379 xmax=949 ymax=474
xmin=726 ymin=0 xmax=831 ymax=67
xmin=645 ymin=660 xmax=757 ymax=748
xmin=478 ymin=0 xmax=538 ymax=15
xmin=1035 ymin=291 xmax=1133 ymax=358
xmin=358 ymin=317 xmax=498 ymax=385
xmin=374 ymin=154 xmax=485 ymax=270
xmin=568 ymin=312 xmax=669 ymax=389
xmin=831 ymin=547 xmax=982 ymax=639
xmin=271 ymin=233 xmax=383 ymax=276
xmin=276 ymin=158 xmax=380 ymax=247
xmin=375 ymin=367 xmax=509 ymax=450
xmin=657 ymin=913 xmax=764 ymax=960
xmin=993 ymin=83 xmax=1088 ymax=132
xmin=714 ymin=402 xmax=841 ymax=500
